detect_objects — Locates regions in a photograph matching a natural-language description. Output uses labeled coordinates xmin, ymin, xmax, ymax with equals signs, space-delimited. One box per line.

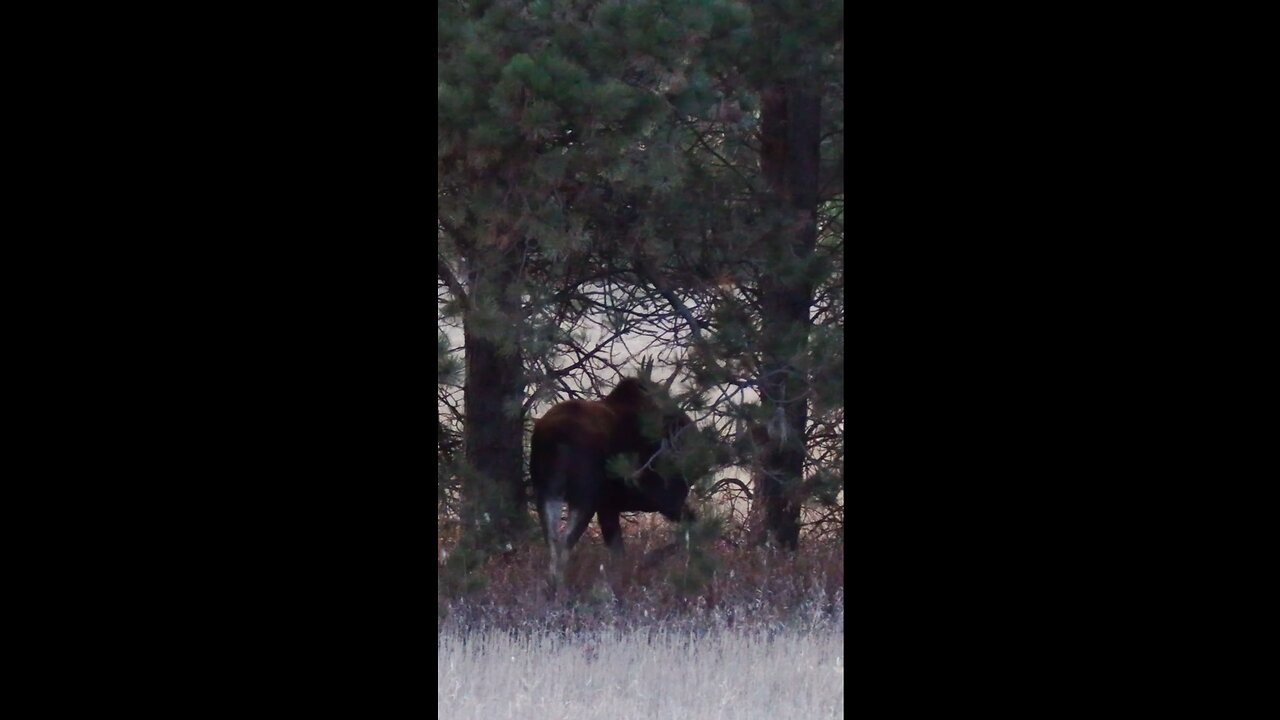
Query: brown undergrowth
xmin=438 ymin=516 xmax=844 ymax=637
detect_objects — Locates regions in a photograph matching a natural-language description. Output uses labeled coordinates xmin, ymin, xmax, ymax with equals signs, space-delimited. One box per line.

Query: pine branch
xmin=437 ymin=255 xmax=469 ymax=308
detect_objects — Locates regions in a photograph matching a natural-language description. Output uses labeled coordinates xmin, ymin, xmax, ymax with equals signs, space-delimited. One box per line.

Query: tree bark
xmin=462 ymin=245 xmax=527 ymax=544
xmin=754 ymin=80 xmax=820 ymax=551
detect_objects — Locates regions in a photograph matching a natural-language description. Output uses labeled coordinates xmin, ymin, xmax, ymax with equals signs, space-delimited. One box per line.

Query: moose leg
xmin=542 ymin=498 xmax=566 ymax=587
xmin=548 ymin=503 xmax=591 ymax=588
xmin=536 ymin=496 xmax=553 ymax=547
xmin=598 ymin=510 xmax=625 ymax=554
xmin=596 ymin=510 xmax=627 ymax=600
xmin=563 ymin=505 xmax=593 ymax=551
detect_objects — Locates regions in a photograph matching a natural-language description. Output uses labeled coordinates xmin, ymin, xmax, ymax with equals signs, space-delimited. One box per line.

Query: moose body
xmin=531 ymin=377 xmax=697 ymax=581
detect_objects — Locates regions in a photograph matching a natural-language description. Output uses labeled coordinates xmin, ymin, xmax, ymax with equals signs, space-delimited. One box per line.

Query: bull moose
xmin=531 ymin=372 xmax=704 ymax=585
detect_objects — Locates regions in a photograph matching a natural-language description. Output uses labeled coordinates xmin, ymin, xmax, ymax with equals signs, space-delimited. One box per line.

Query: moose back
xmin=531 ymin=377 xmax=698 ymax=580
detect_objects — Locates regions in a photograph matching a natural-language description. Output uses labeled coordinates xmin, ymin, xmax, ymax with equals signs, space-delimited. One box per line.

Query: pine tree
xmin=438 ymin=0 xmax=752 ymax=554
xmin=611 ymin=0 xmax=844 ymax=550
xmin=438 ymin=0 xmax=844 ymax=568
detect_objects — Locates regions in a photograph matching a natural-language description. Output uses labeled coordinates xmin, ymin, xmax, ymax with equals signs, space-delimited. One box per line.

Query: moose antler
xmin=636 ymin=355 xmax=656 ymax=384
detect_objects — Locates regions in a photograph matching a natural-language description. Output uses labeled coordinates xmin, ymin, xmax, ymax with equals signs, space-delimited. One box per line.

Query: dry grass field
xmin=438 ymin=625 xmax=843 ymax=719
xmin=438 ymin=520 xmax=844 ymax=718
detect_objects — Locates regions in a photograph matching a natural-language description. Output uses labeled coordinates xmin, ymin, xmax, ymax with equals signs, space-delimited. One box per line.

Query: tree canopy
xmin=439 ymin=0 xmax=843 ymax=571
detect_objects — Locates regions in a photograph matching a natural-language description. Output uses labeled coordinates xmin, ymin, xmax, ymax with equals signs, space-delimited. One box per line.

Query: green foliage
xmin=637 ymin=408 xmax=664 ymax=444
xmin=440 ymin=0 xmax=844 ymax=552
xmin=438 ymin=334 xmax=462 ymax=385
xmin=807 ymin=324 xmax=844 ymax=416
xmin=606 ymin=453 xmax=640 ymax=487
xmin=439 ymin=536 xmax=492 ymax=597
xmin=439 ymin=458 xmax=538 ymax=600
xmin=805 ymin=468 xmax=843 ymax=508
xmin=665 ymin=510 xmax=725 ymax=595
xmin=672 ymin=431 xmax=719 ymax=496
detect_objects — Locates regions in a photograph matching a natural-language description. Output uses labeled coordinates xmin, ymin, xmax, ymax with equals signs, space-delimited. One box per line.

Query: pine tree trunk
xmin=462 ymin=246 xmax=527 ymax=545
xmin=755 ymin=81 xmax=820 ymax=551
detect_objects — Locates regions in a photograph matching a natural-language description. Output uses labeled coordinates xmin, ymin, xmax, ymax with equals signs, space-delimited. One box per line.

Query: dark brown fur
xmin=531 ymin=378 xmax=696 ymax=560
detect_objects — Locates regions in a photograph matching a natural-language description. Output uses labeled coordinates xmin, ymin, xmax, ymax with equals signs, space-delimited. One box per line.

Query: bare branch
xmin=710 ymin=477 xmax=753 ymax=499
